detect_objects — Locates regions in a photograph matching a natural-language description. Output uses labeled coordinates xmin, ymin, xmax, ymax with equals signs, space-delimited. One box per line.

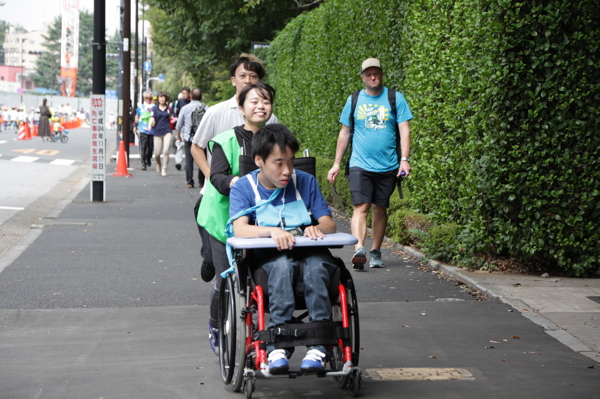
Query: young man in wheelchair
xmin=229 ymin=124 xmax=338 ymax=374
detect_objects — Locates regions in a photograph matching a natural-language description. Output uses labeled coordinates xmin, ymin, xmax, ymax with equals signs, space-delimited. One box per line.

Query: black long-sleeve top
xmin=210 ymin=125 xmax=254 ymax=196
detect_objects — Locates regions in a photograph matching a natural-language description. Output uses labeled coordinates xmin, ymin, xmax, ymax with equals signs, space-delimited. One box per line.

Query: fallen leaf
xmin=401 ymin=325 xmax=410 ymax=328
xmin=511 ymin=335 xmax=521 ymax=339
xmin=523 ymin=352 xmax=536 ymax=354
xmin=428 ymin=356 xmax=437 ymax=359
xmin=65 ymin=326 xmax=71 ymax=330
xmin=502 ymin=359 xmax=509 ymax=362
xmin=490 ymin=340 xmax=500 ymax=343
xmin=420 ymin=311 xmax=427 ymax=316
xmin=485 ymin=346 xmax=495 ymax=349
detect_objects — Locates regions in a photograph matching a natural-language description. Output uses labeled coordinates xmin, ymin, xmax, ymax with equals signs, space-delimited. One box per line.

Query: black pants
xmin=193 ymin=195 xmax=213 ymax=264
xmin=184 ymin=140 xmax=204 ymax=186
xmin=139 ymin=132 xmax=154 ymax=166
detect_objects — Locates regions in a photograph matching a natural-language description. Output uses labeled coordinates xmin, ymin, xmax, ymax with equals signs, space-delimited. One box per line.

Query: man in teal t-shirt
xmin=327 ymin=58 xmax=413 ymax=270
xmin=134 ymin=91 xmax=155 ymax=170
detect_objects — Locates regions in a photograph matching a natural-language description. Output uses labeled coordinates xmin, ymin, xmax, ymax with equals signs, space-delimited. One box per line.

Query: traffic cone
xmin=112 ymin=140 xmax=132 ymax=177
xmin=17 ymin=123 xmax=31 ymax=140
xmin=24 ymin=123 xmax=32 ymax=139
xmin=32 ymin=125 xmax=39 ymax=137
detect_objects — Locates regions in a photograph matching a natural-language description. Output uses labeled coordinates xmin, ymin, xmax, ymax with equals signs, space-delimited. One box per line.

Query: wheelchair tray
xmin=226 ymin=232 xmax=357 ymax=249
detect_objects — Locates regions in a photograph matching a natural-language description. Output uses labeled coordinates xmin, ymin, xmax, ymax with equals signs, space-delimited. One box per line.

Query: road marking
xmin=0 ymin=140 xmax=7 ymax=144
xmin=366 ymin=368 xmax=475 ymax=381
xmin=0 ymin=206 xmax=25 ymax=211
xmin=11 ymin=156 xmax=39 ymax=163
xmin=50 ymin=159 xmax=76 ymax=166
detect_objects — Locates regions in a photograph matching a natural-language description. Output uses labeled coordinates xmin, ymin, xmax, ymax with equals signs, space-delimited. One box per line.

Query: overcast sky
xmin=2 ymin=0 xmax=128 ymax=37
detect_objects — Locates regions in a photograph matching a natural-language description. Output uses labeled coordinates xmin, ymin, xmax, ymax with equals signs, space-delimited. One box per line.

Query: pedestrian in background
xmin=134 ymin=91 xmax=155 ymax=170
xmin=38 ymin=99 xmax=52 ymax=141
xmin=175 ymin=88 xmax=208 ymax=188
xmin=150 ymin=91 xmax=173 ymax=176
xmin=327 ymin=58 xmax=413 ymax=270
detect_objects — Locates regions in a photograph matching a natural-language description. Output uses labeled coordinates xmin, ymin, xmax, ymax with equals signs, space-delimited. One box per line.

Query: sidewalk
xmin=1 ymin=158 xmax=598 ymax=397
xmin=24 ymin=153 xmax=600 ymax=363
xmin=397 ymin=245 xmax=600 ymax=362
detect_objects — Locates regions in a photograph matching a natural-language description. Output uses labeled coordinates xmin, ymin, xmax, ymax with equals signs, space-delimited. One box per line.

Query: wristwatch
xmin=401 ymin=157 xmax=410 ymax=163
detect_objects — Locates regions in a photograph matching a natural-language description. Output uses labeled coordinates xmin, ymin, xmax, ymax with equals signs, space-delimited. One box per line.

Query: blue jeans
xmin=260 ymin=247 xmax=336 ymax=357
xmin=260 ymin=247 xmax=337 ymax=326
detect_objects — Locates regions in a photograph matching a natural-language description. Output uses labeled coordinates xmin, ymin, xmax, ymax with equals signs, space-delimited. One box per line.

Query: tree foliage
xmin=146 ymin=0 xmax=301 ymax=93
xmin=30 ymin=16 xmax=61 ymax=92
xmin=30 ymin=11 xmax=118 ymax=96
xmin=0 ymin=20 xmax=10 ymax=65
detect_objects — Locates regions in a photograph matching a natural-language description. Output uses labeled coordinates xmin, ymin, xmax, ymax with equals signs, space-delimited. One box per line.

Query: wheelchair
xmin=219 ymin=233 xmax=362 ymax=398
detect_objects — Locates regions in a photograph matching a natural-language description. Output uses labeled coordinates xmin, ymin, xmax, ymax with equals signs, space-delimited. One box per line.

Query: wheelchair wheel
xmin=219 ymin=273 xmax=248 ymax=392
xmin=331 ymin=274 xmax=360 ymax=388
xmin=60 ymin=133 xmax=68 ymax=143
xmin=219 ymin=275 xmax=237 ymax=385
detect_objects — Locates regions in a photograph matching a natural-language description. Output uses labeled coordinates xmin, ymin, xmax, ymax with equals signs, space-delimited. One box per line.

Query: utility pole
xmin=133 ymin=0 xmax=139 ymax=112
xmin=119 ymin=0 xmax=131 ymax=163
xmin=91 ymin=0 xmax=106 ymax=201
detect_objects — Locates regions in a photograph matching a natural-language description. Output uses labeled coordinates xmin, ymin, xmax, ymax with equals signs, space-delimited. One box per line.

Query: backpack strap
xmin=345 ymin=90 xmax=360 ymax=177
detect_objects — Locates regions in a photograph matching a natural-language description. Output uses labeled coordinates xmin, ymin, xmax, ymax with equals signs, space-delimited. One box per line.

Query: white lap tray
xmin=226 ymin=232 xmax=358 ymax=249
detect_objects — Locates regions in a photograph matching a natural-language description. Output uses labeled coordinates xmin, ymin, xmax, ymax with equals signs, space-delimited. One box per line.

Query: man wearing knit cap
xmin=328 ymin=58 xmax=413 ymax=270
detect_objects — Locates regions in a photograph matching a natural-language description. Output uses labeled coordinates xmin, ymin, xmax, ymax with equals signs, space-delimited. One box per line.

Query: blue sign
xmin=105 ymin=90 xmax=118 ymax=99
xmin=158 ymin=73 xmax=165 ymax=81
xmin=143 ymin=61 xmax=152 ymax=72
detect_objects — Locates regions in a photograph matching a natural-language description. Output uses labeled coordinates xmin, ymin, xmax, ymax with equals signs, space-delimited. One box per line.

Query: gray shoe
xmin=369 ymin=249 xmax=384 ymax=268
xmin=352 ymin=247 xmax=367 ymax=271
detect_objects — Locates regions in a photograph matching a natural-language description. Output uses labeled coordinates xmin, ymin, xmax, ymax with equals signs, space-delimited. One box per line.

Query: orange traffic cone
xmin=112 ymin=140 xmax=132 ymax=177
xmin=16 ymin=123 xmax=31 ymax=140
xmin=24 ymin=123 xmax=32 ymax=139
xmin=32 ymin=124 xmax=39 ymax=137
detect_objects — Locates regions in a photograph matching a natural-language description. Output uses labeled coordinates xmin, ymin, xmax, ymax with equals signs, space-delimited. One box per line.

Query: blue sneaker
xmin=208 ymin=319 xmax=219 ymax=356
xmin=369 ymin=249 xmax=384 ymax=268
xmin=268 ymin=349 xmax=289 ymax=374
xmin=300 ymin=348 xmax=327 ymax=372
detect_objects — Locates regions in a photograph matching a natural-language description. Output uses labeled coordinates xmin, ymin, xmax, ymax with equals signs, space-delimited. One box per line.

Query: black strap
xmin=257 ymin=321 xmax=345 ymax=345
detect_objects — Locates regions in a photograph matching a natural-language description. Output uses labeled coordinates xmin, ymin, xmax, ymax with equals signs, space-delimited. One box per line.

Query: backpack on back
xmin=189 ymin=104 xmax=207 ymax=140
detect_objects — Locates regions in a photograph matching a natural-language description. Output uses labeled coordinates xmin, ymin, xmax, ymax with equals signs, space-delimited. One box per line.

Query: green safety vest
xmin=197 ymin=129 xmax=241 ymax=243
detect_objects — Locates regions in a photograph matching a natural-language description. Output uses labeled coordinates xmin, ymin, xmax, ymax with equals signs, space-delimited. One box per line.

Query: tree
xmin=0 ymin=20 xmax=10 ymax=65
xmin=30 ymin=11 xmax=118 ymax=96
xmin=146 ymin=0 xmax=301 ymax=89
xmin=30 ymin=17 xmax=61 ymax=92
xmin=76 ymin=11 xmax=94 ymax=96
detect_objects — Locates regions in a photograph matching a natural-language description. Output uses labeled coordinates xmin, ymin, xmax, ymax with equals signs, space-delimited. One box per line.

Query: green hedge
xmin=268 ymin=0 xmax=600 ymax=276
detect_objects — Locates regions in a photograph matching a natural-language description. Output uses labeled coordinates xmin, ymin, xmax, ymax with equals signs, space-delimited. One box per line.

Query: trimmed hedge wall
xmin=267 ymin=0 xmax=600 ymax=276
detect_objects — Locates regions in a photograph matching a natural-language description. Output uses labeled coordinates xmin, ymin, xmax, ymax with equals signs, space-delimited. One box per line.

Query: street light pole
xmin=20 ymin=38 xmax=26 ymax=104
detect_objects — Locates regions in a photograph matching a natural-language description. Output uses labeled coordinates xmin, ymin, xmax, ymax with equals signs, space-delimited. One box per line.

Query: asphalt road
xmin=0 ymin=131 xmax=598 ymax=398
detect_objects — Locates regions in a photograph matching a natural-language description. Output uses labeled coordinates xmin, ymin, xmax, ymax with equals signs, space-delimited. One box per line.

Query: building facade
xmin=2 ymin=27 xmax=45 ymax=91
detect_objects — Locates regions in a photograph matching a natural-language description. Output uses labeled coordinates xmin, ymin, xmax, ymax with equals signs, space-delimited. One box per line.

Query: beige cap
xmin=361 ymin=58 xmax=382 ymax=73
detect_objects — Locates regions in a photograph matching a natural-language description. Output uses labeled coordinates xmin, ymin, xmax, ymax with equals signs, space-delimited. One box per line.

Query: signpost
xmin=90 ymin=94 xmax=106 ymax=199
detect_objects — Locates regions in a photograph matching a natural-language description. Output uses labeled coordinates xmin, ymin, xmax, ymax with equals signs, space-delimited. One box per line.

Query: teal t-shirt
xmin=136 ymin=103 xmax=155 ymax=134
xmin=339 ymin=87 xmax=413 ymax=172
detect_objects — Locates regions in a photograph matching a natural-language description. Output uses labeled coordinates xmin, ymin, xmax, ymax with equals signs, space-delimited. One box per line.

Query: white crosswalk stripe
xmin=11 ymin=156 xmax=39 ymax=163
xmin=50 ymin=159 xmax=76 ymax=166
